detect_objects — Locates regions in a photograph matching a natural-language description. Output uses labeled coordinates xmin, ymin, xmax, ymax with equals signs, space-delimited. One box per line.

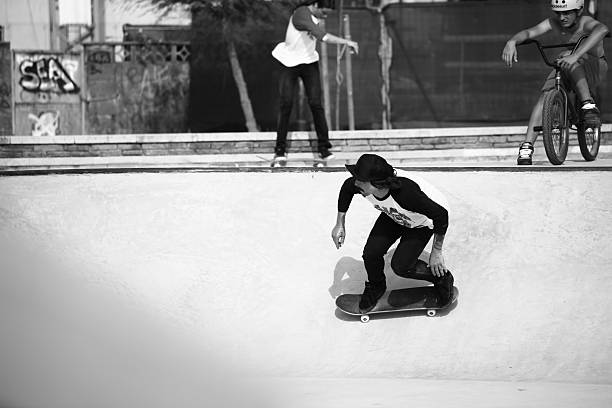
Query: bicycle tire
xmin=542 ymin=89 xmax=570 ymax=165
xmin=577 ymin=123 xmax=601 ymax=161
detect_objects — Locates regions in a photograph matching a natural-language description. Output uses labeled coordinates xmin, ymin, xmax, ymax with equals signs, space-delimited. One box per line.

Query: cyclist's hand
xmin=347 ymin=41 xmax=359 ymax=55
xmin=556 ymin=54 xmax=579 ymax=70
xmin=502 ymin=41 xmax=518 ymax=67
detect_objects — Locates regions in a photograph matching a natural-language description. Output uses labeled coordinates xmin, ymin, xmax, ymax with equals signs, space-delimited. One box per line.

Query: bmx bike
xmin=520 ymin=36 xmax=603 ymax=165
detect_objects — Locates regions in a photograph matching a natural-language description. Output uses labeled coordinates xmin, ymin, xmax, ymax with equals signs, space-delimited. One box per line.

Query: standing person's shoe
xmin=581 ymin=101 xmax=601 ymax=128
xmin=517 ymin=142 xmax=534 ymax=165
xmin=433 ymin=271 xmax=454 ymax=306
xmin=319 ymin=149 xmax=335 ymax=161
xmin=359 ymin=281 xmax=386 ymax=313
xmin=272 ymin=152 xmax=287 ymax=167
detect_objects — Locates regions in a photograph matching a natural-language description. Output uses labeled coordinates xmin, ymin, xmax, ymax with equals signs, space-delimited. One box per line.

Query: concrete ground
xmin=1 ymin=169 xmax=611 ymax=407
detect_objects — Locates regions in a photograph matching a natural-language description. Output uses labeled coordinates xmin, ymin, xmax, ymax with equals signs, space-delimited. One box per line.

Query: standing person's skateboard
xmin=258 ymin=155 xmax=330 ymax=168
xmin=336 ymin=286 xmax=459 ymax=323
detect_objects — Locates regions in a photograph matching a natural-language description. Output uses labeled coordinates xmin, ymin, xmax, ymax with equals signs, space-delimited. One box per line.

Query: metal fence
xmin=323 ymin=0 xmax=611 ymax=129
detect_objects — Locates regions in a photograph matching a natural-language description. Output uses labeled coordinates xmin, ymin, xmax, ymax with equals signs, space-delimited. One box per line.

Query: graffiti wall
xmin=0 ymin=43 xmax=11 ymax=135
xmin=13 ymin=51 xmax=83 ymax=136
xmin=86 ymin=44 xmax=190 ymax=134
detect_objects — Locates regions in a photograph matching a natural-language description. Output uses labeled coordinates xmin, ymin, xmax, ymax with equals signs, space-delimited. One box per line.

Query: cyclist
xmin=502 ymin=0 xmax=609 ymax=165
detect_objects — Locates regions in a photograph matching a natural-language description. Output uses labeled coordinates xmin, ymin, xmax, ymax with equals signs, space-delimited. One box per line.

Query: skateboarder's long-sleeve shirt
xmin=337 ymin=170 xmax=449 ymax=235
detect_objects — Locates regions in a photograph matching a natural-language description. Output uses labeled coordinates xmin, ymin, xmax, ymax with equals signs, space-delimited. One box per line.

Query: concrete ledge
xmin=2 ymin=124 xmax=611 ymax=144
xmin=2 ymin=146 xmax=612 ymax=173
xmin=0 ymin=125 xmax=585 ymax=144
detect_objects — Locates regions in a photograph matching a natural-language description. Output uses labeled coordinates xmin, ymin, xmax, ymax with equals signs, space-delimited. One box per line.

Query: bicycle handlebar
xmin=518 ymin=36 xmax=589 ymax=68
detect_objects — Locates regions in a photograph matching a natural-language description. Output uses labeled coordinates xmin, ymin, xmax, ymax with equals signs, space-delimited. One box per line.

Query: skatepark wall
xmin=2 ymin=127 xmax=612 ymax=160
xmin=0 ymin=170 xmax=611 ymax=405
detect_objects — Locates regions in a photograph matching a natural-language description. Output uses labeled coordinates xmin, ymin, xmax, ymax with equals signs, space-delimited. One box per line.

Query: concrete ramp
xmin=1 ymin=170 xmax=611 ymax=407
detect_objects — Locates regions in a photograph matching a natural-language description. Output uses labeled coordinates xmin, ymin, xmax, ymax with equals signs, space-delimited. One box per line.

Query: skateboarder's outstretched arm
xmin=332 ymin=178 xmax=360 ymax=249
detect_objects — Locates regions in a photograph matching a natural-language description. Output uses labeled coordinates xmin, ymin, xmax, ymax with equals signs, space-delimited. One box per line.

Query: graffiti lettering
xmin=19 ymin=58 xmax=80 ymax=94
xmin=87 ymin=50 xmax=112 ymax=64
xmin=139 ymin=66 xmax=170 ymax=100
xmin=28 ymin=111 xmax=60 ymax=136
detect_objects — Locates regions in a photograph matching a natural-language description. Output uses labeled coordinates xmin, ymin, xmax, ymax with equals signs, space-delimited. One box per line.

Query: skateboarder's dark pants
xmin=275 ymin=61 xmax=332 ymax=155
xmin=363 ymin=213 xmax=437 ymax=285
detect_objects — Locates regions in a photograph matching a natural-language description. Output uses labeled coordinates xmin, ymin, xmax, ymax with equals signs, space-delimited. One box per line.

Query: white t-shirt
xmin=272 ymin=7 xmax=326 ymax=67
xmin=364 ymin=170 xmax=449 ymax=230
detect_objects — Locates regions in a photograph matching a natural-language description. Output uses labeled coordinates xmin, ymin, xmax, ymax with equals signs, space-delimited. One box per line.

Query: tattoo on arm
xmin=432 ymin=233 xmax=445 ymax=251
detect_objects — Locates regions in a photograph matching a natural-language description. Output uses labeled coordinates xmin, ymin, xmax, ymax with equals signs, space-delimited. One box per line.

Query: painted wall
xmin=5 ymin=44 xmax=188 ymax=136
xmin=85 ymin=44 xmax=189 ymax=134
xmin=13 ymin=51 xmax=83 ymax=135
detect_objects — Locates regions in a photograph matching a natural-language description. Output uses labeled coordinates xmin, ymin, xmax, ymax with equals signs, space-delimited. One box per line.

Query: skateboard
xmin=257 ymin=155 xmax=330 ymax=168
xmin=335 ymin=286 xmax=459 ymax=323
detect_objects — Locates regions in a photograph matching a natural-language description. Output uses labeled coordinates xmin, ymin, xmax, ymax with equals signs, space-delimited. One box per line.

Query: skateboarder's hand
xmin=331 ymin=225 xmax=345 ymax=249
xmin=429 ymin=250 xmax=447 ymax=277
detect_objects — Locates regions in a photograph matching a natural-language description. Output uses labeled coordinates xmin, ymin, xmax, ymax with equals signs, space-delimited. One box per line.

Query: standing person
xmin=502 ymin=0 xmax=609 ymax=165
xmin=271 ymin=0 xmax=359 ymax=166
xmin=331 ymin=154 xmax=454 ymax=313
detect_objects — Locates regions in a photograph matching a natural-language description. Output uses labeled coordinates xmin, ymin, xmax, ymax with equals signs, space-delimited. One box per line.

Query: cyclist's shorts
xmin=541 ymin=53 xmax=608 ymax=94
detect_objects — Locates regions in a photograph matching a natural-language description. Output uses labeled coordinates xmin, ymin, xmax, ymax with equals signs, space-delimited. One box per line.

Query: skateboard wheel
xmin=427 ymin=310 xmax=436 ymax=317
xmin=360 ymin=315 xmax=370 ymax=323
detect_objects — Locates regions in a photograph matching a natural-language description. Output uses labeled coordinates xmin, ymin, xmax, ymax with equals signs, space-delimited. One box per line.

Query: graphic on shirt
xmin=374 ymin=204 xmax=415 ymax=228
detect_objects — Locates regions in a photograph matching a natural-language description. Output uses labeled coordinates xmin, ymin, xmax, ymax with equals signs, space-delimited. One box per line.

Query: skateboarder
xmin=331 ymin=154 xmax=454 ymax=313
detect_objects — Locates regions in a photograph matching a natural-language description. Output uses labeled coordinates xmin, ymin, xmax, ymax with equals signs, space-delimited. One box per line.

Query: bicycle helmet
xmin=551 ymin=0 xmax=584 ymax=11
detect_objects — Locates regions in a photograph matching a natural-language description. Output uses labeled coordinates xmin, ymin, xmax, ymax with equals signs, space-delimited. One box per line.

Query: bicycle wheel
xmin=542 ymin=89 xmax=570 ymax=165
xmin=577 ymin=123 xmax=600 ymax=161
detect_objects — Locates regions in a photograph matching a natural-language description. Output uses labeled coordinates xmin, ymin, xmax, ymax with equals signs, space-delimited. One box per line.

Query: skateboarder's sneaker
xmin=517 ymin=142 xmax=534 ymax=165
xmin=319 ymin=149 xmax=335 ymax=161
xmin=434 ymin=271 xmax=454 ymax=306
xmin=272 ymin=152 xmax=287 ymax=167
xmin=581 ymin=101 xmax=601 ymax=128
xmin=359 ymin=281 xmax=386 ymax=313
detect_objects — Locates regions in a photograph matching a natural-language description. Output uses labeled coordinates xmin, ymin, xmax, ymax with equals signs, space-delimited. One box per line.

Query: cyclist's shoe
xmin=581 ymin=101 xmax=601 ymax=128
xmin=272 ymin=152 xmax=287 ymax=167
xmin=359 ymin=281 xmax=386 ymax=313
xmin=433 ymin=271 xmax=454 ymax=306
xmin=517 ymin=142 xmax=534 ymax=165
xmin=319 ymin=149 xmax=335 ymax=161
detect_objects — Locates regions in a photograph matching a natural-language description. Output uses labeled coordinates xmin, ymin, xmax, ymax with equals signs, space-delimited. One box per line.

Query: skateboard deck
xmin=257 ymin=155 xmax=330 ymax=168
xmin=336 ymin=286 xmax=459 ymax=322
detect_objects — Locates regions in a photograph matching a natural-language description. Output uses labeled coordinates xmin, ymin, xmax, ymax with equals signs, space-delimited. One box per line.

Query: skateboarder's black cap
xmin=345 ymin=154 xmax=395 ymax=183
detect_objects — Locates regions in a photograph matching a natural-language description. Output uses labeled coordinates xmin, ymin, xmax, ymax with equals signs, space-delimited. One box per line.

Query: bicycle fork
xmin=554 ymin=69 xmax=570 ymax=129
